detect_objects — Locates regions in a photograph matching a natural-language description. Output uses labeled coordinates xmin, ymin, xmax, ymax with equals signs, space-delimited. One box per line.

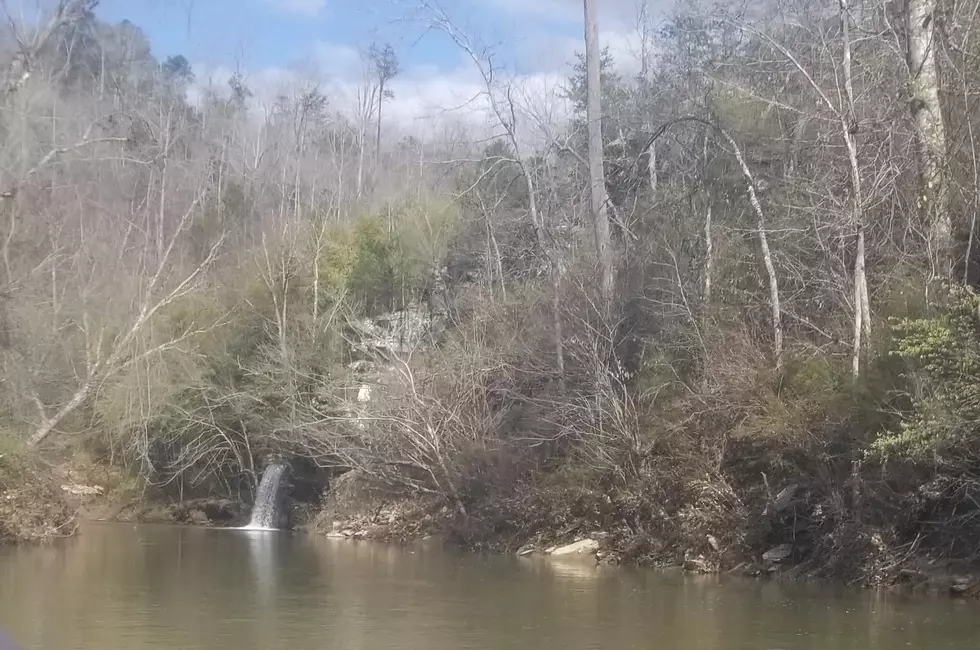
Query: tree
xmin=162 ymin=55 xmax=194 ymax=86
xmin=906 ymin=0 xmax=950 ymax=278
xmin=369 ymin=43 xmax=400 ymax=173
xmin=2 ymin=0 xmax=100 ymax=96
xmin=583 ymin=0 xmax=615 ymax=312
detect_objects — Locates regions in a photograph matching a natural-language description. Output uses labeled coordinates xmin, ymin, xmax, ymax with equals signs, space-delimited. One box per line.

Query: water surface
xmin=0 ymin=524 xmax=976 ymax=649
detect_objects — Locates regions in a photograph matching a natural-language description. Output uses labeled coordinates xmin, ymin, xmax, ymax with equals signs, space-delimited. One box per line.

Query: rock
xmin=60 ymin=483 xmax=104 ymax=496
xmin=188 ymin=509 xmax=209 ymax=525
xmin=549 ymin=539 xmax=599 ymax=557
xmin=351 ymin=303 xmax=447 ymax=356
xmin=325 ymin=531 xmax=346 ymax=539
xmin=356 ymin=384 xmax=372 ymax=402
xmin=770 ymin=484 xmax=800 ymax=514
xmin=727 ymin=562 xmax=749 ymax=575
xmin=516 ymin=544 xmax=536 ymax=556
xmin=950 ymin=578 xmax=980 ymax=597
xmin=341 ymin=528 xmax=355 ymax=538
xmin=684 ymin=554 xmax=712 ymax=573
xmin=763 ymin=543 xmax=794 ymax=563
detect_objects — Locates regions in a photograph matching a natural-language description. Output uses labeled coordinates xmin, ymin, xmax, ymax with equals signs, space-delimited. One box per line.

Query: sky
xmin=91 ymin=0 xmax=668 ymax=132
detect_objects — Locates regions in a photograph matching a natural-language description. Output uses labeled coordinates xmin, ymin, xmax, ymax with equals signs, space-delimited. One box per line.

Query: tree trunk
xmin=841 ymin=0 xmax=871 ymax=378
xmin=907 ymin=0 xmax=950 ymax=276
xmin=648 ymin=139 xmax=658 ymax=193
xmin=375 ymin=80 xmax=384 ymax=172
xmin=29 ymin=381 xmax=93 ymax=447
xmin=583 ymin=0 xmax=615 ymax=312
xmin=524 ymin=165 xmax=566 ymax=391
xmin=703 ymin=203 xmax=713 ymax=310
xmin=356 ymin=125 xmax=366 ymax=201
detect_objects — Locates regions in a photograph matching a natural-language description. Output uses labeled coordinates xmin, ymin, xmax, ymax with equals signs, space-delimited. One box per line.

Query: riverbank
xmin=307 ymin=470 xmax=980 ymax=600
xmin=0 ymin=453 xmax=77 ymax=543
xmin=312 ymin=503 xmax=980 ymax=598
xmin=4 ymin=454 xmax=980 ymax=600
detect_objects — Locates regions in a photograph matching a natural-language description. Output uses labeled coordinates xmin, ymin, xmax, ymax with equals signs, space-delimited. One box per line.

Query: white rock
xmin=356 ymin=383 xmax=372 ymax=402
xmin=60 ymin=483 xmax=104 ymax=496
xmin=549 ymin=539 xmax=599 ymax=556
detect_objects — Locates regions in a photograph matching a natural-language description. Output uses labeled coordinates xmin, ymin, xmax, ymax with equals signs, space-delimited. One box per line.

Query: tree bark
xmin=840 ymin=0 xmax=871 ymax=378
xmin=906 ymin=0 xmax=951 ymax=276
xmin=584 ymin=0 xmax=615 ymax=312
xmin=648 ymin=139 xmax=658 ymax=193
xmin=375 ymin=79 xmax=385 ymax=172
xmin=703 ymin=203 xmax=713 ymax=309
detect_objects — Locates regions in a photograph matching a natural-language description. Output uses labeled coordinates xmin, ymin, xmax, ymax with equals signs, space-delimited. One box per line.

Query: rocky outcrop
xmin=350 ymin=302 xmax=448 ymax=357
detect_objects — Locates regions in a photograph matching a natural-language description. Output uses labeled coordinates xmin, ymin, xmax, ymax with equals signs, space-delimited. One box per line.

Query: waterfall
xmin=244 ymin=463 xmax=287 ymax=530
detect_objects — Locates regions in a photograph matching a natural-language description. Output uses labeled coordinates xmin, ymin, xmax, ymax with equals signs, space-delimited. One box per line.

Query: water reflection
xmin=0 ymin=524 xmax=977 ymax=650
xmin=242 ymin=529 xmax=277 ymax=605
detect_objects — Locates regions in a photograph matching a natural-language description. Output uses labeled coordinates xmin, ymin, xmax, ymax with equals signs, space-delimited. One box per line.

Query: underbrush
xmin=307 ymin=304 xmax=980 ymax=592
xmin=0 ymin=435 xmax=76 ymax=543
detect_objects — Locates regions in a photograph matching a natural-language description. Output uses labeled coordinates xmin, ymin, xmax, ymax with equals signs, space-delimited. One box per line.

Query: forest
xmin=1 ymin=0 xmax=979 ymax=587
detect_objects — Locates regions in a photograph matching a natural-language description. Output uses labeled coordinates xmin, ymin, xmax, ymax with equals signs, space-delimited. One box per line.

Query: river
xmin=0 ymin=524 xmax=976 ymax=649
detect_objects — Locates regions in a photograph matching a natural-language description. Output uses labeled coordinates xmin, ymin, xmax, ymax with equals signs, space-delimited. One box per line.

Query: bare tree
xmin=2 ymin=0 xmax=98 ymax=96
xmin=584 ymin=0 xmax=615 ymax=312
xmin=643 ymin=115 xmax=784 ymax=368
xmin=28 ymin=188 xmax=225 ymax=447
xmin=906 ymin=0 xmax=950 ymax=277
xmin=421 ymin=1 xmax=568 ymax=389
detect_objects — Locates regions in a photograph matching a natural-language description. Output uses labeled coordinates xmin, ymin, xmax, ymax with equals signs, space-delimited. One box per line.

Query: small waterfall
xmin=244 ymin=463 xmax=287 ymax=530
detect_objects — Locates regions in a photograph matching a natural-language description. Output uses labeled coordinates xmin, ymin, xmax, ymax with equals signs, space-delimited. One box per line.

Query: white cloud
xmin=482 ymin=0 xmax=673 ymax=29
xmin=187 ymin=51 xmax=571 ymax=147
xmin=262 ymin=0 xmax=327 ymax=17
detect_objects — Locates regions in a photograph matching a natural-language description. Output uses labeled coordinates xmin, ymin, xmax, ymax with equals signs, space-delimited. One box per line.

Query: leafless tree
xmin=583 ymin=0 xmax=615 ymax=312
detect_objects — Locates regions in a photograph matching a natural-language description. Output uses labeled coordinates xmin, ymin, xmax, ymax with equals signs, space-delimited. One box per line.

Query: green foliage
xmin=874 ymin=284 xmax=980 ymax=460
xmin=318 ymin=203 xmax=458 ymax=315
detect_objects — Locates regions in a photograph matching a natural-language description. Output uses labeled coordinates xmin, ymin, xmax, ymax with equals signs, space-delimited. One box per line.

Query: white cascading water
xmin=243 ymin=463 xmax=286 ymax=530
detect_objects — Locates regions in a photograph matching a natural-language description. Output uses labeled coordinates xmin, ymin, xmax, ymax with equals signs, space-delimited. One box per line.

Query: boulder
xmin=187 ymin=509 xmax=209 ymax=525
xmin=763 ymin=543 xmax=794 ymax=563
xmin=516 ymin=544 xmax=536 ymax=556
xmin=950 ymin=578 xmax=980 ymax=597
xmin=768 ymin=484 xmax=800 ymax=514
xmin=549 ymin=538 xmax=599 ymax=557
xmin=683 ymin=553 xmax=713 ymax=574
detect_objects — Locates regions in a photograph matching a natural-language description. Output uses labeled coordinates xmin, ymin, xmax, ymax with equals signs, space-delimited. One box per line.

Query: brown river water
xmin=0 ymin=523 xmax=977 ymax=649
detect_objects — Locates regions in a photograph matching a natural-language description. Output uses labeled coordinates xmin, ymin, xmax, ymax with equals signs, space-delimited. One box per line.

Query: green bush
xmin=873 ymin=283 xmax=980 ymax=461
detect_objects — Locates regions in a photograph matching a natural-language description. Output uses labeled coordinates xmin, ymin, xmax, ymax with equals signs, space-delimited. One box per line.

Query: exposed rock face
xmin=341 ymin=300 xmax=449 ymax=429
xmin=350 ymin=302 xmax=447 ymax=357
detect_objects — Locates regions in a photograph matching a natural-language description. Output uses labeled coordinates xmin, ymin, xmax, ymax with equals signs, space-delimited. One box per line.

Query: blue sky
xmin=91 ymin=0 xmax=658 ymax=130
xmin=94 ymin=0 xmax=593 ymax=74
